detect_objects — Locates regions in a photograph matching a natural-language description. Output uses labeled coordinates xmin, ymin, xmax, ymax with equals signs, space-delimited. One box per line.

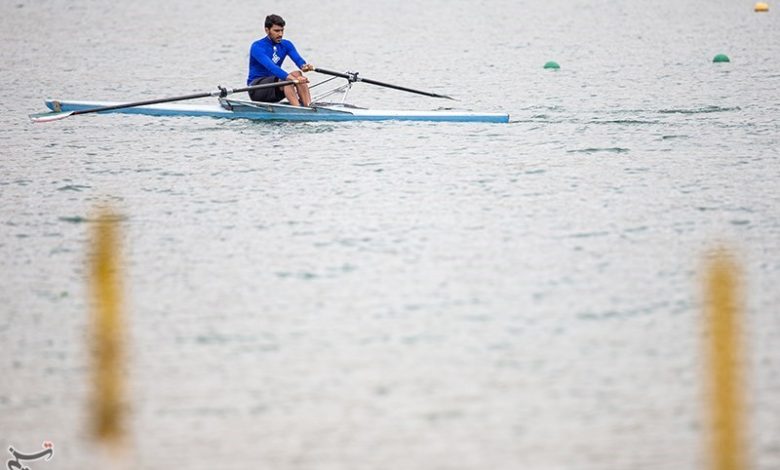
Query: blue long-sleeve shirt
xmin=247 ymin=36 xmax=307 ymax=84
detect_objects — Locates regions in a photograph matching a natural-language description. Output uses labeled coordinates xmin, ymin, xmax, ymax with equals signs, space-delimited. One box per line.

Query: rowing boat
xmin=42 ymin=98 xmax=509 ymax=123
xmin=31 ymin=68 xmax=509 ymax=124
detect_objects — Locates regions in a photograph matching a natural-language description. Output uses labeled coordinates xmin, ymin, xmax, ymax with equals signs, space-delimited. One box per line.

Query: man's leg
xmin=282 ymin=83 xmax=300 ymax=106
xmin=296 ymin=82 xmax=311 ymax=106
xmin=288 ymin=71 xmax=311 ymax=106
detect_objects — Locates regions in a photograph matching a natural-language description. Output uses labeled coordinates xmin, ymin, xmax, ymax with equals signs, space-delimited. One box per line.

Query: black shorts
xmin=248 ymin=76 xmax=286 ymax=102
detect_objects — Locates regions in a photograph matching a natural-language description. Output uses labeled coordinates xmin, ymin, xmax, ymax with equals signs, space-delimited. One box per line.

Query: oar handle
xmin=313 ymin=68 xmax=455 ymax=100
xmin=230 ymin=79 xmax=298 ymax=95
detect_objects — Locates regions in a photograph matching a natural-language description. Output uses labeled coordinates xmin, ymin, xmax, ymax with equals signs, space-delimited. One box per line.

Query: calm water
xmin=1 ymin=1 xmax=779 ymax=469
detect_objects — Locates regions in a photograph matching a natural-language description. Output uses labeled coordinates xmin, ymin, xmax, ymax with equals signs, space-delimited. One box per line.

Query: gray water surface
xmin=1 ymin=1 xmax=779 ymax=469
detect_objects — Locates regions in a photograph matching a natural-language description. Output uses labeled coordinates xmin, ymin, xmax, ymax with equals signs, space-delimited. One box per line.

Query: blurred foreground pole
xmin=705 ymin=250 xmax=746 ymax=470
xmin=90 ymin=208 xmax=126 ymax=449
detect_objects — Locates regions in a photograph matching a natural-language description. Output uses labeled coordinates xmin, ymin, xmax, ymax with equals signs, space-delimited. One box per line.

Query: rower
xmin=247 ymin=14 xmax=313 ymax=106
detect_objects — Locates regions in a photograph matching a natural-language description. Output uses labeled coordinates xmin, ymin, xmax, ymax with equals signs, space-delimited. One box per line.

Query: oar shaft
xmin=360 ymin=77 xmax=454 ymax=100
xmin=313 ymin=68 xmax=355 ymax=81
xmin=69 ymin=80 xmax=298 ymax=117
xmin=70 ymin=91 xmax=213 ymax=116
xmin=314 ymin=68 xmax=454 ymax=100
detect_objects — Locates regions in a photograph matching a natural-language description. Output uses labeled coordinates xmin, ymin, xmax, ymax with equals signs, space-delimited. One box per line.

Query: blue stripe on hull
xmin=44 ymin=100 xmax=509 ymax=123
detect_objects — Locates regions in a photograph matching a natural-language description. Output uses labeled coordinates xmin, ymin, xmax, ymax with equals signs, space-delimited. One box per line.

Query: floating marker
xmin=543 ymin=61 xmax=560 ymax=70
xmin=713 ymin=54 xmax=731 ymax=63
xmin=704 ymin=250 xmax=746 ymax=470
xmin=754 ymin=2 xmax=769 ymax=11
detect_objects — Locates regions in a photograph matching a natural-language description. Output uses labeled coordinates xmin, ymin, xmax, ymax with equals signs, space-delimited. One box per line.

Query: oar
xmin=30 ymin=80 xmax=299 ymax=123
xmin=313 ymin=68 xmax=455 ymax=100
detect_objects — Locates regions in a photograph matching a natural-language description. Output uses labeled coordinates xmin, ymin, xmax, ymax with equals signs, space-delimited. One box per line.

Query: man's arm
xmin=286 ymin=41 xmax=313 ymax=72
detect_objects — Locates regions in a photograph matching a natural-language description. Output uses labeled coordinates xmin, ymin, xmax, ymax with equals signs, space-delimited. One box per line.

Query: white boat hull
xmin=43 ymin=98 xmax=509 ymax=123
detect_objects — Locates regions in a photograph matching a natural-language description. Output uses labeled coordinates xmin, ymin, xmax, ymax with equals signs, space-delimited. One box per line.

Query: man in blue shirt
xmin=247 ymin=14 xmax=313 ymax=106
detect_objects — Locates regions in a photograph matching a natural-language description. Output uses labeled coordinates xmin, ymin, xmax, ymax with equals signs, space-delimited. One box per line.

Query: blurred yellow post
xmin=90 ymin=208 xmax=126 ymax=447
xmin=705 ymin=249 xmax=746 ymax=470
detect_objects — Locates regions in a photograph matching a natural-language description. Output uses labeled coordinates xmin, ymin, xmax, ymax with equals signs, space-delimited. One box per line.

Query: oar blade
xmin=29 ymin=110 xmax=75 ymax=123
xmin=433 ymin=93 xmax=456 ymax=101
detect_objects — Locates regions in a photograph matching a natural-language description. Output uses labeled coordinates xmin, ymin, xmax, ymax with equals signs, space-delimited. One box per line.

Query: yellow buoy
xmin=754 ymin=2 xmax=769 ymax=11
xmin=704 ymin=249 xmax=746 ymax=470
xmin=90 ymin=208 xmax=126 ymax=446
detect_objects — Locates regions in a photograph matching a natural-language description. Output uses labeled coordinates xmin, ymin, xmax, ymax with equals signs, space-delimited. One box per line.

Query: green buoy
xmin=543 ymin=61 xmax=560 ymax=70
xmin=713 ymin=54 xmax=731 ymax=63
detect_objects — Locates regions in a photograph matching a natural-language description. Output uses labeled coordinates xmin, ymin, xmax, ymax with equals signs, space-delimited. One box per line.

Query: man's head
xmin=264 ymin=14 xmax=285 ymax=43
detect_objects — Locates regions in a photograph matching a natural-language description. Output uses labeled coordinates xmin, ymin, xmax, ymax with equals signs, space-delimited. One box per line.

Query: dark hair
xmin=265 ymin=14 xmax=285 ymax=29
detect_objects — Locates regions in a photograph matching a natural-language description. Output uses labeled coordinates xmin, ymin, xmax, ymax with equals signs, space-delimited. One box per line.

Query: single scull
xmin=30 ymin=69 xmax=509 ymax=124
